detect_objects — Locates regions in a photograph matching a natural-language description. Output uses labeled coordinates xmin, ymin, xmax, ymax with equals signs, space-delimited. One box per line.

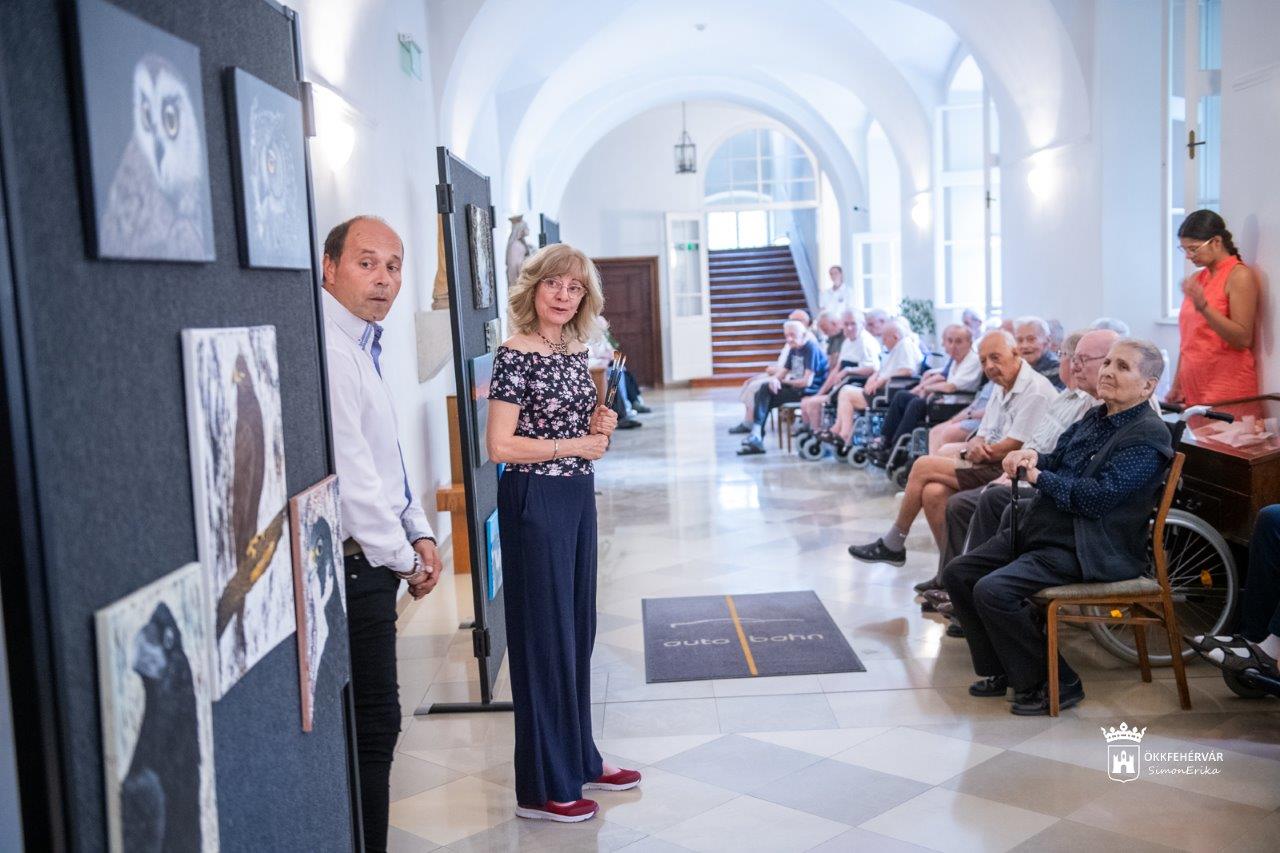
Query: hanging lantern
xmin=674 ymin=102 xmax=697 ymax=174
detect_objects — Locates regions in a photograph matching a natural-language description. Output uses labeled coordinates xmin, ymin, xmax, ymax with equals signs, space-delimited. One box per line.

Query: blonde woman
xmin=486 ymin=243 xmax=639 ymax=822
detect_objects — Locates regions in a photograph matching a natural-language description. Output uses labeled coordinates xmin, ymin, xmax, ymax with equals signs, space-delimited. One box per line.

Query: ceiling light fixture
xmin=674 ymin=102 xmax=697 ymax=174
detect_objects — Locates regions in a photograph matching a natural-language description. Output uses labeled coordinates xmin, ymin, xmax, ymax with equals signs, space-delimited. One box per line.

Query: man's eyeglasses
xmin=540 ymin=278 xmax=586 ymax=298
xmin=1179 ymin=238 xmax=1212 ymax=257
xmin=1070 ymin=353 xmax=1105 ymax=369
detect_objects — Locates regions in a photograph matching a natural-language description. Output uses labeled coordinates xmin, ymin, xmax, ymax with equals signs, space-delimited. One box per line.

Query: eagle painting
xmin=183 ymin=327 xmax=295 ymax=699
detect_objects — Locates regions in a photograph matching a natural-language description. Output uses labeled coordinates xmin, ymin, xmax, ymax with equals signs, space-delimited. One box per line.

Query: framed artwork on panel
xmin=484 ymin=510 xmax=503 ymax=601
xmin=182 ymin=325 xmax=295 ymax=699
xmin=289 ymin=474 xmax=346 ymax=731
xmin=96 ymin=562 xmax=219 ymax=852
xmin=469 ymin=352 xmax=494 ymax=468
xmin=466 ymin=203 xmax=496 ymax=310
xmin=226 ymin=67 xmax=311 ymax=269
xmin=73 ymin=0 xmax=215 ymax=261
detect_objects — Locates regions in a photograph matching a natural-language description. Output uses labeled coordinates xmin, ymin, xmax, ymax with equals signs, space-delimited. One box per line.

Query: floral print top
xmin=488 ymin=346 xmax=597 ymax=476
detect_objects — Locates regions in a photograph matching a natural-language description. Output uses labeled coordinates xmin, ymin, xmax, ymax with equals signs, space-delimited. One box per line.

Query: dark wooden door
xmin=593 ymin=256 xmax=662 ymax=387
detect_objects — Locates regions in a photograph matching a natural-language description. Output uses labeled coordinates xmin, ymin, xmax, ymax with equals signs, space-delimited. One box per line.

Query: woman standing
xmin=1167 ymin=210 xmax=1260 ymax=409
xmin=486 ymin=243 xmax=640 ymax=823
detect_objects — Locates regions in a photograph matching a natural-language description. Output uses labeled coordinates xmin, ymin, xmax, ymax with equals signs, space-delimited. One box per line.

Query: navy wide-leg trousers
xmin=498 ymin=470 xmax=603 ymax=805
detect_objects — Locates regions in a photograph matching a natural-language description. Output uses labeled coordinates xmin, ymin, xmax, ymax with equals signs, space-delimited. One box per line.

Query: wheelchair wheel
xmin=847 ymin=448 xmax=869 ymax=468
xmin=833 ymin=443 xmax=852 ymax=461
xmin=1086 ymin=509 xmax=1237 ymax=666
xmin=797 ymin=434 xmax=825 ymax=462
xmin=891 ymin=466 xmax=910 ymax=489
xmin=1222 ymin=668 xmax=1271 ymax=700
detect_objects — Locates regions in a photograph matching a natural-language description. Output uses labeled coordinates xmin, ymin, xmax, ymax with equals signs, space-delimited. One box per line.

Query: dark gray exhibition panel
xmin=0 ymin=0 xmax=355 ymax=849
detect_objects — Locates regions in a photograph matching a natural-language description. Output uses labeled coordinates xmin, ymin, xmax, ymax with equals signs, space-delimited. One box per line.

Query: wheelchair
xmin=796 ymin=374 xmax=916 ymax=467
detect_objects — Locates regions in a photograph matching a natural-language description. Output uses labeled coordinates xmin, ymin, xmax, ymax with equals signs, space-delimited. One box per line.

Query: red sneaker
xmin=514 ymin=799 xmax=599 ymax=823
xmin=583 ymin=768 xmax=642 ymax=791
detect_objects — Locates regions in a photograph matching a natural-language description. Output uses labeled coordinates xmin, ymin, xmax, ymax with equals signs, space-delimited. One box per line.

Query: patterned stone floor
xmin=387 ymin=388 xmax=1280 ymax=852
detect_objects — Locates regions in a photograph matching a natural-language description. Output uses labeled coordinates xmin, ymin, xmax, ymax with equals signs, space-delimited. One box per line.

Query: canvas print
xmin=75 ymin=0 xmax=215 ymax=261
xmin=182 ymin=326 xmax=295 ymax=699
xmin=289 ymin=475 xmax=347 ymax=732
xmin=469 ymin=352 xmax=494 ymax=467
xmin=96 ymin=563 xmax=218 ymax=853
xmin=228 ymin=67 xmax=311 ymax=269
xmin=467 ymin=203 xmax=496 ymax=310
xmin=485 ymin=510 xmax=503 ymax=601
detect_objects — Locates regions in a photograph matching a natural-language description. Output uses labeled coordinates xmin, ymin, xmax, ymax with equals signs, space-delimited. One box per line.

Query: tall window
xmin=934 ymin=56 xmax=1001 ymax=314
xmin=1165 ymin=0 xmax=1222 ymax=316
xmin=855 ymin=121 xmax=902 ymax=310
xmin=705 ymin=128 xmax=819 ymax=250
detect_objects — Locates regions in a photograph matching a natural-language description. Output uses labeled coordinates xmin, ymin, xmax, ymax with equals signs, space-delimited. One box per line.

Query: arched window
xmin=935 ymin=55 xmax=1001 ymax=314
xmin=704 ymin=128 xmax=818 ymax=250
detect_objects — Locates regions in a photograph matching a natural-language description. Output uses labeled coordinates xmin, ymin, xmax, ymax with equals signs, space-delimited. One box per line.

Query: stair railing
xmin=785 ymin=231 xmax=819 ymax=316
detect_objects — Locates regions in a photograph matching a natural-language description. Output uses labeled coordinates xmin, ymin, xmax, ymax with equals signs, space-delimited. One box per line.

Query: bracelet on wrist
xmin=551 ymin=438 xmax=560 ymax=461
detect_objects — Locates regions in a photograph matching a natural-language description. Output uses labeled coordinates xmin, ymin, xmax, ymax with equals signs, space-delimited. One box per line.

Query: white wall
xmin=296 ymin=0 xmax=455 ymax=544
xmin=558 ymin=101 xmax=837 ymax=381
xmin=1221 ymin=0 xmax=1280 ymax=390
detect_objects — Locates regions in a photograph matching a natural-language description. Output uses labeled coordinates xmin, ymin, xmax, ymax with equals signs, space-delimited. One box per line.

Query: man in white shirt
xmin=821 ymin=265 xmax=850 ymax=313
xmin=729 ymin=308 xmax=813 ymax=434
xmin=322 ymin=215 xmax=442 ymax=853
xmin=849 ymin=330 xmax=1056 ymax=566
xmin=871 ymin=324 xmax=980 ymax=460
xmin=798 ymin=309 xmax=880 ymax=429
xmin=831 ymin=316 xmax=921 ymax=443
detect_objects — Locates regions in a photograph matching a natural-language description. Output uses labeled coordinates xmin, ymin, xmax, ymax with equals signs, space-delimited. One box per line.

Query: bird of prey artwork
xmin=183 ymin=327 xmax=294 ymax=699
xmin=289 ymin=475 xmax=346 ymax=730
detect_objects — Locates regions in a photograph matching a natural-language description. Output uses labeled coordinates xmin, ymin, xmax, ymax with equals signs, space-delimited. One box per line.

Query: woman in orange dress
xmin=1166 ymin=210 xmax=1261 ymax=413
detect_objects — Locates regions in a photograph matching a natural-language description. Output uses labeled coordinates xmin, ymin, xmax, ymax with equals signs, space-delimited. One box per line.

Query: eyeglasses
xmin=540 ymin=278 xmax=586 ymax=298
xmin=1070 ymin=353 xmax=1105 ymax=368
xmin=1179 ymin=238 xmax=1212 ymax=257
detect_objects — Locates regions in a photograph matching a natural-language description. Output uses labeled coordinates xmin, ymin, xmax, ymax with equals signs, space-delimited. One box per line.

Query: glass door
xmin=665 ymin=212 xmax=712 ymax=380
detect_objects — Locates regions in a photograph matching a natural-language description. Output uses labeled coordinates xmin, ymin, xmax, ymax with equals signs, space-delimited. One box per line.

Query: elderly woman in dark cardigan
xmin=943 ymin=338 xmax=1174 ymax=716
xmin=485 ymin=243 xmax=640 ymax=824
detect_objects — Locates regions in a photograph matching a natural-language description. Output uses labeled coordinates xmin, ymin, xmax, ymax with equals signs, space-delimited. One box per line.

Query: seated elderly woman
xmin=729 ymin=309 xmax=813 ymax=435
xmin=799 ymin=309 xmax=882 ymax=430
xmin=737 ymin=319 xmax=828 ymax=456
xmin=829 ymin=316 xmax=922 ymax=444
xmin=870 ymin=323 xmax=982 ymax=463
xmin=943 ymin=338 xmax=1173 ymax=715
xmin=848 ymin=330 xmax=1057 ymax=566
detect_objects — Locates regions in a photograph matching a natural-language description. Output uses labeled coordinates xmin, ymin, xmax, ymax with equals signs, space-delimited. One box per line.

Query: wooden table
xmin=1177 ymin=413 xmax=1280 ymax=546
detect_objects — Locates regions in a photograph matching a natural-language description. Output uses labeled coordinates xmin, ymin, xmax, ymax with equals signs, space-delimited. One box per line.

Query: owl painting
xmin=76 ymin=0 xmax=215 ymax=262
xmin=230 ymin=68 xmax=311 ymax=269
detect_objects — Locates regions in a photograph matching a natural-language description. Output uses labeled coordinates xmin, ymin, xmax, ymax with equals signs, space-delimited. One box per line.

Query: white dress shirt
xmin=976 ymin=358 xmax=1058 ymax=445
xmin=1026 ymin=388 xmax=1099 ymax=454
xmin=838 ymin=328 xmax=882 ymax=369
xmin=323 ymin=289 xmax=432 ymax=573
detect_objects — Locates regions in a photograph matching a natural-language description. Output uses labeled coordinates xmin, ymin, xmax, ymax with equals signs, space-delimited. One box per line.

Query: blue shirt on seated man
xmin=942 ymin=338 xmax=1173 ymax=716
xmin=738 ymin=319 xmax=828 ymax=456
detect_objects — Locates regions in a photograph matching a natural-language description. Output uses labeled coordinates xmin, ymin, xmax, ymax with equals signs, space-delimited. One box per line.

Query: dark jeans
xmin=345 ymin=553 xmax=401 ymax=853
xmin=752 ymin=384 xmax=805 ymax=427
xmin=941 ymin=483 xmax=1034 ymax=579
xmin=1243 ymin=505 xmax=1280 ymax=640
xmin=881 ymin=393 xmax=927 ymax=449
xmin=499 ymin=471 xmax=603 ymax=804
xmin=943 ymin=518 xmax=1084 ymax=691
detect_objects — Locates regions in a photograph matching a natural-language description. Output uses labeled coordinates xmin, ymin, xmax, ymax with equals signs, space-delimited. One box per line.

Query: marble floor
xmin=387 ymin=388 xmax=1280 ymax=853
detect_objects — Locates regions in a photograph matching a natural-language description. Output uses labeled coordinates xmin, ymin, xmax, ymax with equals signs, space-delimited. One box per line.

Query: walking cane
xmin=1010 ymin=465 xmax=1024 ymax=558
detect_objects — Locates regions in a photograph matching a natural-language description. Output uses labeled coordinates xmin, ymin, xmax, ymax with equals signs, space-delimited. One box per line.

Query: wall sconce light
xmin=910 ymin=195 xmax=931 ymax=228
xmin=1027 ymin=163 xmax=1055 ymax=200
xmin=312 ymin=83 xmax=357 ymax=168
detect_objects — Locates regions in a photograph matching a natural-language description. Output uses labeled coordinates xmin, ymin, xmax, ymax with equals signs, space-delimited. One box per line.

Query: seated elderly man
xmin=919 ymin=328 xmax=1121 ymax=595
xmin=1014 ymin=316 xmax=1064 ymax=389
xmin=864 ymin=307 xmax=890 ymax=342
xmin=871 ymin=323 xmax=982 ymax=463
xmin=849 ymin=330 xmax=1056 ymax=566
xmin=943 ymin=339 xmax=1173 ymax=714
xmin=800 ymin=309 xmax=881 ymax=430
xmin=815 ymin=310 xmax=844 ymax=364
xmin=737 ymin=319 xmax=828 ymax=456
xmin=830 ymin=317 xmax=921 ymax=444
xmin=729 ymin=308 xmax=812 ymax=434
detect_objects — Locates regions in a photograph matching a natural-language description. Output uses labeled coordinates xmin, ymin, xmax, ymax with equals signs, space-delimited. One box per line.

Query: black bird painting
xmin=121 ymin=602 xmax=202 ymax=853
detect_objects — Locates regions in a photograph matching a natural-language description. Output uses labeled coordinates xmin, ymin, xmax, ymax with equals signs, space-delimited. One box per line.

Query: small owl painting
xmin=76 ymin=0 xmax=215 ymax=262
xmin=230 ymin=68 xmax=311 ymax=269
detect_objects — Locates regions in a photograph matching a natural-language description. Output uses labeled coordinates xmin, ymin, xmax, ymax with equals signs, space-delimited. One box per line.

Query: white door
xmin=665 ymin=213 xmax=711 ymax=381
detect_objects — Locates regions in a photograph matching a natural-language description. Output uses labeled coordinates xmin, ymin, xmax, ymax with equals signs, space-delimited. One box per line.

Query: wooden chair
xmin=1032 ymin=451 xmax=1192 ymax=716
xmin=778 ymin=402 xmax=801 ymax=452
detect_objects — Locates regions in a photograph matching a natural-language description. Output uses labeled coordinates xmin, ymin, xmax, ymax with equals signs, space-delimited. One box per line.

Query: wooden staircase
xmin=695 ymin=246 xmax=809 ymax=387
